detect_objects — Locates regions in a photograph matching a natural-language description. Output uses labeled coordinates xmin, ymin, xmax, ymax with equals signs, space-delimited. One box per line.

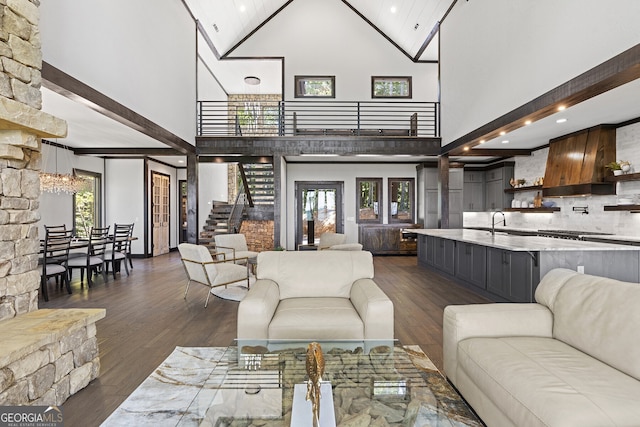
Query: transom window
xmin=294 ymin=76 xmax=335 ymax=98
xmin=372 ymin=76 xmax=412 ymax=99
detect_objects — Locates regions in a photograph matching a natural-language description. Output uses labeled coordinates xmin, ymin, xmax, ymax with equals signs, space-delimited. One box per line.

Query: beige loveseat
xmin=444 ymin=268 xmax=640 ymax=426
xmin=237 ymin=250 xmax=393 ymax=348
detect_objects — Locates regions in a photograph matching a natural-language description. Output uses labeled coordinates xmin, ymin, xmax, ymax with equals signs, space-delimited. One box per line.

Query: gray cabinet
xmin=419 ymin=235 xmax=455 ymax=275
xmin=463 ymin=181 xmax=485 ymax=211
xmin=486 ymin=248 xmax=538 ymax=302
xmin=417 ymin=166 xmax=463 ymax=228
xmin=455 ymin=242 xmax=486 ymax=289
xmin=484 ymin=165 xmax=514 ymax=211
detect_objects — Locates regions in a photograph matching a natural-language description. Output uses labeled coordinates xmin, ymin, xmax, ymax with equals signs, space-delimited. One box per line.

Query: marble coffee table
xmin=193 ymin=340 xmax=482 ymax=427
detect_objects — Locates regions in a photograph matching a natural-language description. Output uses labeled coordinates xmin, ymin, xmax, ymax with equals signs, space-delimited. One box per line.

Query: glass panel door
xmin=296 ymin=182 xmax=343 ymax=247
xmin=73 ymin=169 xmax=101 ymax=238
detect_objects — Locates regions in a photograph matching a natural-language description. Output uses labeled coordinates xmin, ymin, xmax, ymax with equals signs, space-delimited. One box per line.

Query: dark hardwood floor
xmin=40 ymin=252 xmax=489 ymax=426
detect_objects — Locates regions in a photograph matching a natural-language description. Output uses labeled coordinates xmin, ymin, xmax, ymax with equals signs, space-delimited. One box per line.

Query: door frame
xmin=294 ymin=181 xmax=344 ymax=247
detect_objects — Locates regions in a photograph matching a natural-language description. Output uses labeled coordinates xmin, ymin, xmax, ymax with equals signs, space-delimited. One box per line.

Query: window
xmin=388 ymin=178 xmax=414 ymax=223
xmin=73 ymin=169 xmax=101 ymax=238
xmin=295 ymin=76 xmax=335 ymax=98
xmin=356 ymin=178 xmax=382 ymax=223
xmin=371 ymin=76 xmax=412 ymax=99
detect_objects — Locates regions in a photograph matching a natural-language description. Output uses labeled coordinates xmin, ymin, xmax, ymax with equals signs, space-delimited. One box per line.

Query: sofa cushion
xmin=257 ymin=251 xmax=374 ymax=299
xmin=535 ymin=268 xmax=640 ymax=381
xmin=458 ymin=336 xmax=640 ymax=426
xmin=268 ymin=297 xmax=364 ymax=340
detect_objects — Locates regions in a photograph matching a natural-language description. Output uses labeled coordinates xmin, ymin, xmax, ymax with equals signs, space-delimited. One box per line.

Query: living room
xmin=1 ymin=0 xmax=640 ymax=425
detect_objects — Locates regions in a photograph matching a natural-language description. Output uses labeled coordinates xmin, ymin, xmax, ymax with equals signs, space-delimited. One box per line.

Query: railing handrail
xmin=228 ymin=187 xmax=248 ymax=234
xmin=197 ymin=99 xmax=439 ymax=138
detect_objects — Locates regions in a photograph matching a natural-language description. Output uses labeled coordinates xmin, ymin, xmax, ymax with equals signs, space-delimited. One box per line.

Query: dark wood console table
xmin=358 ymin=223 xmax=421 ymax=255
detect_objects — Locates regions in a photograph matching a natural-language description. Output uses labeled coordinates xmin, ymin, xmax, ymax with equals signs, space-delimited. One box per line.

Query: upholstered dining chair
xmin=40 ymin=229 xmax=73 ymax=301
xmin=178 ymin=243 xmax=252 ymax=308
xmin=213 ymin=233 xmax=258 ymax=264
xmin=104 ymin=224 xmax=133 ymax=279
xmin=67 ymin=226 xmax=110 ymax=287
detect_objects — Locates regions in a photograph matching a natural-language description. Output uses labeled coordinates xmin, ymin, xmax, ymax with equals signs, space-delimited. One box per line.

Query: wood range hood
xmin=542 ymin=125 xmax=617 ymax=197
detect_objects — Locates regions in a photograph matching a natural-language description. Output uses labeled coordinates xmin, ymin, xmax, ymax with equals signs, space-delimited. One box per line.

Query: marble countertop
xmin=414 ymin=229 xmax=640 ymax=252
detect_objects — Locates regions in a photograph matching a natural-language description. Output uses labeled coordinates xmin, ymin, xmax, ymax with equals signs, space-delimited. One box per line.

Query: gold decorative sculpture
xmin=305 ymin=342 xmax=325 ymax=426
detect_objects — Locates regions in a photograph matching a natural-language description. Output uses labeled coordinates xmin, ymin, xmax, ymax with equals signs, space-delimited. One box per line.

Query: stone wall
xmin=239 ymin=220 xmax=275 ymax=251
xmin=0 ymin=0 xmax=44 ymax=322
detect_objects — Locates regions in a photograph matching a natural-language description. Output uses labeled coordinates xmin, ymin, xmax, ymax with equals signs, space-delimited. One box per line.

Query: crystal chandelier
xmin=40 ymin=143 xmax=86 ymax=195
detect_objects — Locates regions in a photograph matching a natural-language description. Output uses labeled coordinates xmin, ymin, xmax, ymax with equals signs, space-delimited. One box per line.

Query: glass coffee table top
xmin=189 ymin=340 xmax=481 ymax=427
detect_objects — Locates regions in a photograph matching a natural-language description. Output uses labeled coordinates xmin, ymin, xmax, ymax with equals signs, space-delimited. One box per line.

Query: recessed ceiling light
xmin=390 ymin=6 xmax=397 ymax=13
xmin=558 ymin=105 xmax=566 ymax=111
xmin=178 ymin=160 xmax=184 ymax=163
xmin=502 ymin=140 xmax=509 ymax=144
xmin=479 ymin=139 xmax=485 ymax=144
xmin=239 ymin=5 xmax=246 ymax=12
xmin=556 ymin=118 xmax=567 ymax=123
xmin=525 ymin=120 xmax=532 ymax=125
xmin=463 ymin=146 xmax=470 ymax=151
xmin=499 ymin=131 xmax=506 ymax=136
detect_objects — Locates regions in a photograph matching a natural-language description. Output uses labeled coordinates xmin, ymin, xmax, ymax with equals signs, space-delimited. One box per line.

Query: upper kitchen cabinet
xmin=485 ymin=163 xmax=514 ymax=211
xmin=417 ymin=166 xmax=463 ymax=228
xmin=463 ymin=170 xmax=485 ymax=212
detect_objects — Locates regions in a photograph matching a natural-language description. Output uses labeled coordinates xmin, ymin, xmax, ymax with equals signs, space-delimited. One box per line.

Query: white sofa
xmin=443 ymin=268 xmax=640 ymax=427
xmin=237 ymin=250 xmax=393 ymax=347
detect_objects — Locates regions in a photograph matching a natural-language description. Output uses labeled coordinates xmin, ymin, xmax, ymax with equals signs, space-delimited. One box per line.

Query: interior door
xmin=295 ymin=181 xmax=343 ymax=247
xmin=152 ymin=172 xmax=170 ymax=256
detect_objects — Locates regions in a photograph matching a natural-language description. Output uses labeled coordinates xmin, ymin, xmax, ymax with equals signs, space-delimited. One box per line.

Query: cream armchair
xmin=317 ymin=232 xmax=363 ymax=251
xmin=214 ymin=233 xmax=258 ymax=264
xmin=178 ymin=243 xmax=251 ymax=308
xmin=237 ymin=251 xmax=393 ymax=350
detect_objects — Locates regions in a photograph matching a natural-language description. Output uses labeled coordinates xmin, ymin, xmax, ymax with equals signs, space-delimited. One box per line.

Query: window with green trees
xmin=73 ymin=170 xmax=101 ymax=238
xmin=372 ymin=76 xmax=412 ymax=98
xmin=295 ymin=76 xmax=335 ymax=98
xmin=356 ymin=178 xmax=382 ymax=223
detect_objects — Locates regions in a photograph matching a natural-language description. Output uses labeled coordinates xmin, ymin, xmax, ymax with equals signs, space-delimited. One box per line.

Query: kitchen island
xmin=416 ymin=229 xmax=640 ymax=303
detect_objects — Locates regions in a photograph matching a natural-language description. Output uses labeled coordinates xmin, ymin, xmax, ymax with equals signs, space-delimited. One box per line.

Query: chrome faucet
xmin=491 ymin=211 xmax=506 ymax=236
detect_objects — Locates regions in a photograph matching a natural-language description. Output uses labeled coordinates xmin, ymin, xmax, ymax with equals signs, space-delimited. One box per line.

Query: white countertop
xmin=415 ymin=229 xmax=640 ymax=252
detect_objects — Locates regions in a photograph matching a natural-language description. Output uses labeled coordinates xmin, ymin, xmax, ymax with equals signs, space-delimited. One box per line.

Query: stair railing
xmin=228 ymin=186 xmax=248 ymax=234
xmin=238 ymin=164 xmax=254 ymax=207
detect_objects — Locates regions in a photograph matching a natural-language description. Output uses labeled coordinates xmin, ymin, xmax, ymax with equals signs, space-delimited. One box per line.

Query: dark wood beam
xmin=439 ymin=155 xmax=450 ymax=229
xmin=73 ymin=148 xmax=182 ymax=156
xmin=186 ymin=153 xmax=199 ymax=244
xmin=198 ymin=155 xmax=272 ymax=164
xmin=442 ymin=43 xmax=640 ymax=154
xmin=196 ymin=136 xmax=441 ymax=156
xmin=452 ymin=149 xmax=533 ymax=157
xmin=42 ymin=62 xmax=195 ymax=155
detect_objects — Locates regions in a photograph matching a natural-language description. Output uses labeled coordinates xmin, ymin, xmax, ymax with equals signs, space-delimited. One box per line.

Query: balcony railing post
xmin=356 ymin=102 xmax=361 ymax=136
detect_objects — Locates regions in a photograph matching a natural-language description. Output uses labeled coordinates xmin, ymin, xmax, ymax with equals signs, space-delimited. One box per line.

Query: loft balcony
xmin=197 ymin=100 xmax=440 ymax=138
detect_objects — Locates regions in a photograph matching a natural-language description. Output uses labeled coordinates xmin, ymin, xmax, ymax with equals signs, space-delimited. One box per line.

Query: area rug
xmin=209 ymin=277 xmax=256 ymax=302
xmin=101 ymin=345 xmax=482 ymax=427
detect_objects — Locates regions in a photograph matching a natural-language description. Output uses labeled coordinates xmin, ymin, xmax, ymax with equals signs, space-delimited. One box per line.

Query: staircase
xmin=199 ymin=162 xmax=275 ymax=250
xmin=243 ymin=163 xmax=274 ymax=205
xmin=199 ymin=202 xmax=235 ymax=251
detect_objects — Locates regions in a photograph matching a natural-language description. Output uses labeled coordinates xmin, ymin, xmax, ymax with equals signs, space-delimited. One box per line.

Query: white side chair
xmin=213 ymin=234 xmax=258 ymax=264
xmin=178 ymin=243 xmax=251 ymax=308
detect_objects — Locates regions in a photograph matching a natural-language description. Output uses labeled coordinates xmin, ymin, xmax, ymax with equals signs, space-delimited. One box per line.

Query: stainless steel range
xmin=537 ymin=230 xmax=612 ymax=240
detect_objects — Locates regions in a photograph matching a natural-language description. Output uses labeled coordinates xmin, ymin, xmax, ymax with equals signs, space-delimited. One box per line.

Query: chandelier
xmin=40 ymin=143 xmax=87 ymax=195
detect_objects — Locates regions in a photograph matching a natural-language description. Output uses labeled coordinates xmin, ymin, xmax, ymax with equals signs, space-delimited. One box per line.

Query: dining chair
xmin=104 ymin=224 xmax=133 ymax=279
xmin=40 ymin=229 xmax=73 ymax=301
xmin=117 ymin=223 xmax=135 ymax=270
xmin=67 ymin=226 xmax=110 ymax=287
xmin=213 ymin=233 xmax=258 ymax=264
xmin=178 ymin=243 xmax=252 ymax=308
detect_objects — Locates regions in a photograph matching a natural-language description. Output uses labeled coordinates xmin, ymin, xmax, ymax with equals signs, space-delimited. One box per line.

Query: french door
xmin=295 ymin=181 xmax=343 ymax=247
xmin=152 ymin=172 xmax=170 ymax=256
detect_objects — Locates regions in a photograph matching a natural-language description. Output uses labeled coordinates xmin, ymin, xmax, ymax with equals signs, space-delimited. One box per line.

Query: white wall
xmin=198 ymin=163 xmax=229 ymax=232
xmin=231 ymin=0 xmax=438 ymax=102
xmin=38 ymin=145 xmax=105 ymax=239
xmin=40 ymin=0 xmax=197 ymax=144
xmin=105 ymin=159 xmax=144 ymax=255
xmin=285 ymin=162 xmax=417 ymax=249
xmin=440 ymin=0 xmax=640 ymax=145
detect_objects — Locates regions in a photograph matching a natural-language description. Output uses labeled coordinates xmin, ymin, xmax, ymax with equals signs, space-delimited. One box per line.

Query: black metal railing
xmin=197 ymin=100 xmax=439 ymax=137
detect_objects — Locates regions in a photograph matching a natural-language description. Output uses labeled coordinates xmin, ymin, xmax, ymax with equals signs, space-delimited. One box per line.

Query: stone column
xmin=0 ymin=0 xmax=67 ymax=321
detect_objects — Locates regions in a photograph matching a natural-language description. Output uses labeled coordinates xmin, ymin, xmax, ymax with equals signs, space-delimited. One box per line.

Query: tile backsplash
xmin=463 ymin=121 xmax=640 ymax=236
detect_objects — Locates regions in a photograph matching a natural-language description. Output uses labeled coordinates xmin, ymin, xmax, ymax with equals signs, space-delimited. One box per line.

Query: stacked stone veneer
xmin=0 ymin=0 xmax=106 ymax=406
xmin=239 ymin=220 xmax=274 ymax=251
